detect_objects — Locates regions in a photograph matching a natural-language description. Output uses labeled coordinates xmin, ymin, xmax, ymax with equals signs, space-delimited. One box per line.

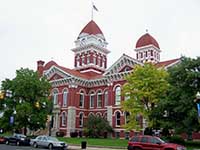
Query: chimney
xmin=37 ymin=60 xmax=45 ymax=77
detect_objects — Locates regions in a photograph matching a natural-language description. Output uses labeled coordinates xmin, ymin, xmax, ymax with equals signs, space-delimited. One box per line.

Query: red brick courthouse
xmin=37 ymin=20 xmax=180 ymax=138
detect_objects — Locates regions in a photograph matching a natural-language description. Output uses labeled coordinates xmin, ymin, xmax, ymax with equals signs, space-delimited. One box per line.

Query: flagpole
xmin=91 ymin=1 xmax=94 ymax=20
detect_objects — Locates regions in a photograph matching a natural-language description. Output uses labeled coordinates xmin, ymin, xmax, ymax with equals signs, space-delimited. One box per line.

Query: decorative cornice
xmin=104 ymin=54 xmax=142 ymax=76
xmin=71 ymin=43 xmax=110 ymax=54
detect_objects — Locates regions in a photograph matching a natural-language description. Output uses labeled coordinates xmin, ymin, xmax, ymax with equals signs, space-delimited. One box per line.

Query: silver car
xmin=30 ymin=135 xmax=68 ymax=150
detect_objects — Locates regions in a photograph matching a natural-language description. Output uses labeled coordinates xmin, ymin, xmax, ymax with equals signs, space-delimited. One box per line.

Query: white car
xmin=30 ymin=135 xmax=68 ymax=150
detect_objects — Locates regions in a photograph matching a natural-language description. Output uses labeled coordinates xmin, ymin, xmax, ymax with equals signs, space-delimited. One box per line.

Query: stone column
xmin=107 ymin=106 xmax=113 ymax=126
xmin=66 ymin=106 xmax=76 ymax=137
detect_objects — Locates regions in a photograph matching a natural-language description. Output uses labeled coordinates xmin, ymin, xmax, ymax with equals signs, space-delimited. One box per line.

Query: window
xmin=141 ymin=137 xmax=148 ymax=143
xmin=61 ymin=112 xmax=66 ymax=126
xmin=150 ymin=137 xmax=162 ymax=144
xmin=87 ymin=56 xmax=90 ymax=64
xmin=93 ymin=57 xmax=96 ymax=65
xmin=52 ymin=89 xmax=58 ymax=105
xmin=97 ymin=91 xmax=102 ymax=107
xmin=79 ymin=91 xmax=84 ymax=108
xmin=151 ymin=50 xmax=153 ymax=56
xmin=116 ymin=111 xmax=121 ymax=126
xmin=115 ymin=86 xmax=121 ymax=105
xmin=76 ymin=56 xmax=80 ymax=67
xmin=82 ymin=57 xmax=85 ymax=65
xmin=97 ymin=57 xmax=100 ymax=66
xmin=63 ymin=89 xmax=68 ymax=107
xmin=79 ymin=113 xmax=83 ymax=127
xmin=104 ymin=90 xmax=108 ymax=106
xmin=90 ymin=92 xmax=95 ymax=108
xmin=131 ymin=136 xmax=140 ymax=142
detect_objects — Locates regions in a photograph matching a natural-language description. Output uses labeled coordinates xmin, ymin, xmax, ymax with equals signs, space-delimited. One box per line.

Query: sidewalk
xmin=68 ymin=144 xmax=126 ymax=150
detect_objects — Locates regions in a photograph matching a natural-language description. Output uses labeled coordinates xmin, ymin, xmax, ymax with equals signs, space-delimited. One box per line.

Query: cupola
xmin=135 ymin=32 xmax=161 ymax=63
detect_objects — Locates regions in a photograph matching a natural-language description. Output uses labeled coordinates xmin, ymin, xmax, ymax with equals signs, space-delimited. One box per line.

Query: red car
xmin=128 ymin=135 xmax=186 ymax=150
xmin=0 ymin=136 xmax=6 ymax=144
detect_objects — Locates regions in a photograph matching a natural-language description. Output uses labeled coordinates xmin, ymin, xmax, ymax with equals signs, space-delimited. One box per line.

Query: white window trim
xmin=97 ymin=92 xmax=102 ymax=108
xmin=80 ymin=92 xmax=84 ymax=108
xmin=63 ymin=90 xmax=68 ymax=107
xmin=90 ymin=93 xmax=95 ymax=108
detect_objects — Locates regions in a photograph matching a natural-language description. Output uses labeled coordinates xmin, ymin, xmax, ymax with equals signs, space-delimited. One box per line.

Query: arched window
xmin=61 ymin=112 xmax=66 ymax=126
xmin=90 ymin=92 xmax=95 ymax=108
xmin=97 ymin=90 xmax=102 ymax=108
xmin=115 ymin=86 xmax=121 ymax=105
xmin=79 ymin=91 xmax=84 ymax=108
xmin=96 ymin=112 xmax=102 ymax=117
xmin=116 ymin=111 xmax=121 ymax=126
xmin=63 ymin=89 xmax=68 ymax=107
xmin=104 ymin=90 xmax=108 ymax=106
xmin=79 ymin=113 xmax=83 ymax=127
xmin=52 ymin=89 xmax=58 ymax=105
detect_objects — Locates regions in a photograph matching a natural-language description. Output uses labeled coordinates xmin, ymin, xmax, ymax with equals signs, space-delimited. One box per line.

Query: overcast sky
xmin=0 ymin=0 xmax=199 ymax=83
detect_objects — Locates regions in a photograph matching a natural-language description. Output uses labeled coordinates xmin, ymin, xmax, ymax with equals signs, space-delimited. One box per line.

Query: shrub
xmin=56 ymin=131 xmax=65 ymax=137
xmin=70 ymin=131 xmax=78 ymax=138
xmin=185 ymin=140 xmax=200 ymax=148
xmin=167 ymin=135 xmax=185 ymax=145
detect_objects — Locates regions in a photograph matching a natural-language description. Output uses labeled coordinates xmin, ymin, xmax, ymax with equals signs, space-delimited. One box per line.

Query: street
xmin=0 ymin=144 xmax=45 ymax=150
xmin=0 ymin=144 xmax=126 ymax=150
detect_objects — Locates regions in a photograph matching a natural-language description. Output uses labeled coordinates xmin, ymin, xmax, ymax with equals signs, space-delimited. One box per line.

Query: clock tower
xmin=71 ymin=20 xmax=110 ymax=75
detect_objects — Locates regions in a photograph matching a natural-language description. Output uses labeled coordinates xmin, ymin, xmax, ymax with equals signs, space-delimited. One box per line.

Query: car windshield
xmin=14 ymin=134 xmax=26 ymax=138
xmin=156 ymin=137 xmax=165 ymax=144
xmin=47 ymin=137 xmax=59 ymax=141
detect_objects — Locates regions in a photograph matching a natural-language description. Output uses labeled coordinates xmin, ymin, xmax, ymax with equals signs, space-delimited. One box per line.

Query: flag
xmin=93 ymin=4 xmax=98 ymax=11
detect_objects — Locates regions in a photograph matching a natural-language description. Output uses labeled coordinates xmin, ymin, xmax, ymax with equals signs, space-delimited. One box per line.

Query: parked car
xmin=0 ymin=136 xmax=6 ymax=144
xmin=30 ymin=135 xmax=68 ymax=150
xmin=5 ymin=133 xmax=30 ymax=146
xmin=127 ymin=135 xmax=186 ymax=150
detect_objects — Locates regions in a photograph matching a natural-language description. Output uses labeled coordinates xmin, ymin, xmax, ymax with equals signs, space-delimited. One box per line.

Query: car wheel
xmin=33 ymin=142 xmax=38 ymax=148
xmin=48 ymin=143 xmax=53 ymax=150
xmin=16 ymin=141 xmax=20 ymax=146
xmin=5 ymin=140 xmax=9 ymax=145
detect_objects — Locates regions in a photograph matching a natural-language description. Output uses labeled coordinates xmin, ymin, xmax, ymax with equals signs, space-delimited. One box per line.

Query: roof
xmin=155 ymin=58 xmax=180 ymax=68
xmin=78 ymin=20 xmax=104 ymax=37
xmin=44 ymin=61 xmax=103 ymax=80
xmin=136 ymin=33 xmax=160 ymax=49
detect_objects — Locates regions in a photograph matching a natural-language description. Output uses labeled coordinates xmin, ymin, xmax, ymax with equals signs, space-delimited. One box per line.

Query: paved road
xmin=0 ymin=144 xmax=45 ymax=150
xmin=0 ymin=144 xmax=124 ymax=150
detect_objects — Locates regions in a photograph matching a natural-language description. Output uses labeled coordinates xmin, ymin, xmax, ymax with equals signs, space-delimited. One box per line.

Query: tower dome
xmin=77 ymin=20 xmax=105 ymax=40
xmin=136 ymin=33 xmax=160 ymax=49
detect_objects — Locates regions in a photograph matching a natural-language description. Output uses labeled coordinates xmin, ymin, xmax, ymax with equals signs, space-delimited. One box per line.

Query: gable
xmin=44 ymin=66 xmax=73 ymax=80
xmin=119 ymin=66 xmax=133 ymax=73
xmin=104 ymin=54 xmax=143 ymax=76
xmin=49 ymin=74 xmax=64 ymax=81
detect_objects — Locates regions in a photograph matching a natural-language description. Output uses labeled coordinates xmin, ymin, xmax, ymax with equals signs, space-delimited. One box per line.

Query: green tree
xmin=151 ymin=57 xmax=200 ymax=140
xmin=0 ymin=68 xmax=51 ymax=134
xmin=84 ymin=115 xmax=113 ymax=138
xmin=122 ymin=63 xmax=169 ymax=131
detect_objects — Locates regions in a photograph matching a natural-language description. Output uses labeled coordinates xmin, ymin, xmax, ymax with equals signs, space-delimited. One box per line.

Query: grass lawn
xmin=58 ymin=137 xmax=199 ymax=150
xmin=58 ymin=137 xmax=128 ymax=148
